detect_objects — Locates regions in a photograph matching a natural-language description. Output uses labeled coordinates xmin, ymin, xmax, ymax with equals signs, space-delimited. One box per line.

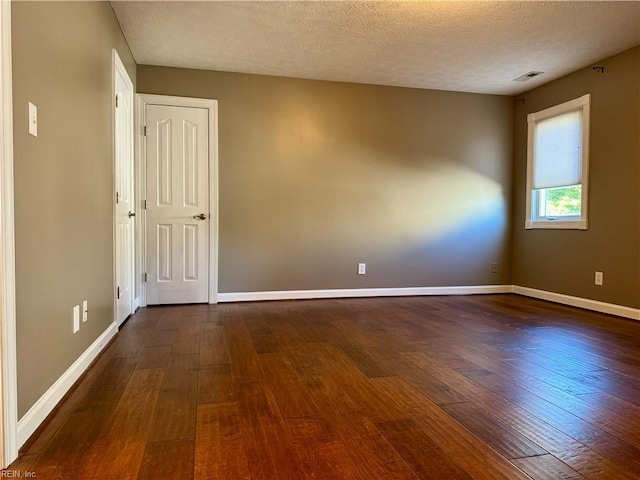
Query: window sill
xmin=525 ymin=219 xmax=587 ymax=230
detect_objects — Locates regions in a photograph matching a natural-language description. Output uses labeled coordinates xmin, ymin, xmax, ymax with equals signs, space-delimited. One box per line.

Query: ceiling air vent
xmin=513 ymin=71 xmax=544 ymax=82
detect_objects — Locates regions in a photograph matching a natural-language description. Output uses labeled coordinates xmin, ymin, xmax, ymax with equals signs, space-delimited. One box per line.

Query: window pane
xmin=540 ymin=185 xmax=582 ymax=217
xmin=533 ymin=110 xmax=582 ymax=189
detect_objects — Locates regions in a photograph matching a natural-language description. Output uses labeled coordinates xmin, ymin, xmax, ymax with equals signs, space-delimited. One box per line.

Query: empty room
xmin=0 ymin=0 xmax=638 ymax=479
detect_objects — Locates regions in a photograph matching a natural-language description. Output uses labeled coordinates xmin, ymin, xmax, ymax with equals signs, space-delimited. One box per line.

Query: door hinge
xmin=143 ymin=199 xmax=148 ymax=210
xmin=144 ymin=273 xmax=148 ymax=283
xmin=143 ymin=126 xmax=147 ymax=137
xmin=115 ymin=94 xmax=119 ymax=108
xmin=116 ymin=191 xmax=119 ymax=204
xmin=117 ymin=286 xmax=120 ymax=299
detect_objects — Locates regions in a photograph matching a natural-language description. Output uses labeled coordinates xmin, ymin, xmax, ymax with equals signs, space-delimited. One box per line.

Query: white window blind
xmin=532 ymin=110 xmax=582 ymax=190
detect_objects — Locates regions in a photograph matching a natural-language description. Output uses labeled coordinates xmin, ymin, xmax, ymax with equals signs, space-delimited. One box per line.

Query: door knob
xmin=193 ymin=213 xmax=207 ymax=220
xmin=128 ymin=211 xmax=135 ymax=218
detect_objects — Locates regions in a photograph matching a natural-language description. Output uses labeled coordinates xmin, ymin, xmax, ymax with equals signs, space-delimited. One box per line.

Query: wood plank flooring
xmin=7 ymin=294 xmax=640 ymax=479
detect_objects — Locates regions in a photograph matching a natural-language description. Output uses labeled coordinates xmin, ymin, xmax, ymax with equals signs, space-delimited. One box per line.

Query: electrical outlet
xmin=73 ymin=305 xmax=80 ymax=333
xmin=595 ymin=271 xmax=603 ymax=286
xmin=82 ymin=300 xmax=88 ymax=322
xmin=358 ymin=263 xmax=366 ymax=275
xmin=491 ymin=262 xmax=498 ymax=273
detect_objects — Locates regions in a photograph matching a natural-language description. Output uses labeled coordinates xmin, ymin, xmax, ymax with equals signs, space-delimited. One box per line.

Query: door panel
xmin=157 ymin=119 xmax=172 ymax=206
xmin=114 ymin=59 xmax=134 ymax=326
xmin=183 ymin=120 xmax=199 ymax=207
xmin=157 ymin=224 xmax=172 ymax=281
xmin=184 ymin=224 xmax=198 ymax=281
xmin=146 ymin=104 xmax=209 ymax=305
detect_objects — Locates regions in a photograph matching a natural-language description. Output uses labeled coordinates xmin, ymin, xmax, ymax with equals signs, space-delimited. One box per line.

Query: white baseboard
xmin=16 ymin=322 xmax=118 ymax=448
xmin=217 ymin=285 xmax=512 ymax=303
xmin=218 ymin=284 xmax=639 ymax=321
xmin=512 ymin=285 xmax=640 ymax=321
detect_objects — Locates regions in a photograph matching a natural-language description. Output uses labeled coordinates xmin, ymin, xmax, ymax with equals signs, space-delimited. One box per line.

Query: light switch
xmin=73 ymin=305 xmax=80 ymax=333
xmin=28 ymin=102 xmax=37 ymax=137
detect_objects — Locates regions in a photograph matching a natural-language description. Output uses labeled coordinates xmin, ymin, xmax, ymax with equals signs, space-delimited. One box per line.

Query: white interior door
xmin=145 ymin=104 xmax=209 ymax=304
xmin=114 ymin=52 xmax=134 ymax=326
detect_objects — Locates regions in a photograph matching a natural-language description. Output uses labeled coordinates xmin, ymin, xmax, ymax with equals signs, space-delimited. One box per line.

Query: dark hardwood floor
xmin=8 ymin=294 xmax=640 ymax=479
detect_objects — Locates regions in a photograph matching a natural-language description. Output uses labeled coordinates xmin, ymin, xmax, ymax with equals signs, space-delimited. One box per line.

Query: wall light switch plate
xmin=82 ymin=300 xmax=88 ymax=322
xmin=73 ymin=305 xmax=80 ymax=333
xmin=28 ymin=102 xmax=38 ymax=137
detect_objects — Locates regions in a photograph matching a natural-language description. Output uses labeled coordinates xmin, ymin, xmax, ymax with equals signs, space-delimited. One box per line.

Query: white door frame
xmin=136 ymin=94 xmax=219 ymax=306
xmin=0 ymin=0 xmax=18 ymax=467
xmin=113 ymin=50 xmax=135 ymax=323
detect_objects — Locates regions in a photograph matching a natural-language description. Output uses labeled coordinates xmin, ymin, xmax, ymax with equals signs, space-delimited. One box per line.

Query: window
xmin=526 ymin=94 xmax=590 ymax=229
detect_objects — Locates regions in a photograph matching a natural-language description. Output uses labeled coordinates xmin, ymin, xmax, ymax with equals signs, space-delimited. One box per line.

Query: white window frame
xmin=525 ymin=94 xmax=590 ymax=230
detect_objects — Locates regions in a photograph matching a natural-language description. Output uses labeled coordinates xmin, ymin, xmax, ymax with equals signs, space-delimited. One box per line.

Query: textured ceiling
xmin=111 ymin=1 xmax=640 ymax=95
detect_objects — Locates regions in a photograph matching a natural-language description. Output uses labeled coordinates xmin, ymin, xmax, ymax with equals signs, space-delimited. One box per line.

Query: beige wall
xmin=512 ymin=46 xmax=640 ymax=309
xmin=12 ymin=2 xmax=136 ymax=417
xmin=138 ymin=67 xmax=514 ymax=294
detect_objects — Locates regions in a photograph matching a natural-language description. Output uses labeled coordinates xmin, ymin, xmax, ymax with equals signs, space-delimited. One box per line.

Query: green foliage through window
xmin=542 ymin=185 xmax=581 ymax=216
